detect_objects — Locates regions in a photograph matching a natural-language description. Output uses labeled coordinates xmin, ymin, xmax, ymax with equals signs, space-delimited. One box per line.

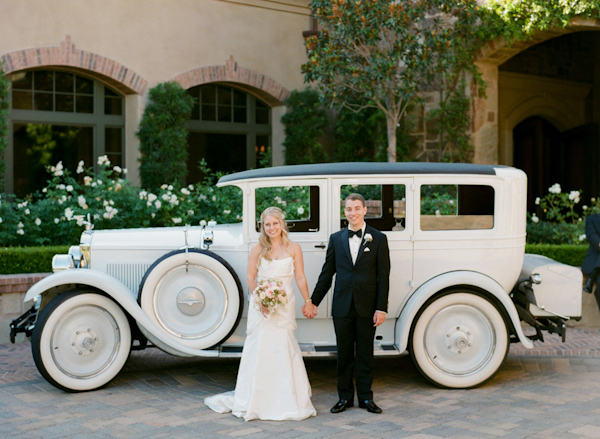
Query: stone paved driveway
xmin=2 ymin=329 xmax=600 ymax=438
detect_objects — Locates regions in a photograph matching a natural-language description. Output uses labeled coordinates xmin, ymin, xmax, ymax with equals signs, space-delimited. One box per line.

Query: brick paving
xmin=0 ymin=328 xmax=600 ymax=438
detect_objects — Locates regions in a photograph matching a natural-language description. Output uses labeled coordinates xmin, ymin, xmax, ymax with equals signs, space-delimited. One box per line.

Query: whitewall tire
xmin=138 ymin=249 xmax=243 ymax=351
xmin=410 ymin=291 xmax=509 ymax=388
xmin=31 ymin=291 xmax=131 ymax=392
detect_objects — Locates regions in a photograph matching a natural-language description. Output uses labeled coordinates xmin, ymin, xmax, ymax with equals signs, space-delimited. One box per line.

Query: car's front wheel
xmin=410 ymin=291 xmax=509 ymax=388
xmin=31 ymin=290 xmax=131 ymax=392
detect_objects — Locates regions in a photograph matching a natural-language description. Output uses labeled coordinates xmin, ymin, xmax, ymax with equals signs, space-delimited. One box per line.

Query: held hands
xmin=373 ymin=311 xmax=386 ymax=327
xmin=302 ymin=302 xmax=318 ymax=319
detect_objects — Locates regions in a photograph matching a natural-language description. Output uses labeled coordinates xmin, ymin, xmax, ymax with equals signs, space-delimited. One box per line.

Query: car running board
xmin=218 ymin=343 xmax=402 ymax=357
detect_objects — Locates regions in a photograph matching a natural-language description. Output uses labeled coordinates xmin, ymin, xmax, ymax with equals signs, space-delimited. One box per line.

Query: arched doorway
xmin=7 ymin=68 xmax=125 ymax=197
xmin=185 ymin=83 xmax=271 ymax=183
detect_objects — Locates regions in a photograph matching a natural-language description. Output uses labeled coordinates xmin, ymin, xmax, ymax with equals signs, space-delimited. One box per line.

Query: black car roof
xmin=218 ymin=162 xmax=502 ymax=185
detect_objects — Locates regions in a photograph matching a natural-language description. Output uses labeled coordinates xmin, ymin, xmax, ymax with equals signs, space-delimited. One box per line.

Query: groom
xmin=303 ymin=193 xmax=390 ymax=414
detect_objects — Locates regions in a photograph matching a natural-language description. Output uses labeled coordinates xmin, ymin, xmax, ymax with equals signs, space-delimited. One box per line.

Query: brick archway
xmin=172 ymin=56 xmax=290 ymax=106
xmin=1 ymin=36 xmax=147 ymax=95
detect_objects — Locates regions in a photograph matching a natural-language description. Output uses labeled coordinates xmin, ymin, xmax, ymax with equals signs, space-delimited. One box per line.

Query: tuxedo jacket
xmin=583 ymin=214 xmax=600 ymax=274
xmin=311 ymin=225 xmax=390 ymax=318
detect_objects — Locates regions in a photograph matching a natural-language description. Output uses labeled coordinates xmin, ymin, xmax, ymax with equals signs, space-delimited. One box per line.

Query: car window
xmin=255 ymin=185 xmax=320 ymax=232
xmin=420 ymin=184 xmax=494 ymax=230
xmin=340 ymin=184 xmax=406 ymax=231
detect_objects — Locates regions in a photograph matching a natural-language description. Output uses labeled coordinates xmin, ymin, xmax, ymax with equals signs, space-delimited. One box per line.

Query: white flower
xmin=0 ymin=217 xmax=2 ymax=223
xmin=435 ymin=210 xmax=441 ymax=217
xmin=364 ymin=233 xmax=373 ymax=243
xmin=109 ymin=200 xmax=114 ymax=206
xmin=199 ymin=194 xmax=207 ymax=201
xmin=113 ymin=166 xmax=122 ymax=173
xmin=103 ymin=212 xmax=110 ymax=219
xmin=162 ymin=193 xmax=170 ymax=201
xmin=91 ymin=182 xmax=97 ymax=187
xmin=17 ymin=229 xmax=24 ymax=235
xmin=181 ymin=188 xmax=190 ymax=196
xmin=17 ymin=222 xmax=24 ymax=228
xmin=224 ymin=210 xmax=231 ymax=215
xmin=61 ymin=195 xmax=67 ymax=201
xmin=580 ymin=234 xmax=587 ymax=241
xmin=169 ymin=195 xmax=178 ymax=205
xmin=35 ymin=218 xmax=41 ymax=226
xmin=66 ymin=185 xmax=73 ymax=192
xmin=78 ymin=195 xmax=87 ymax=209
xmin=54 ymin=218 xmax=60 ymax=224
xmin=583 ymin=205 xmax=588 ymax=210
xmin=139 ymin=190 xmax=148 ymax=199
xmin=53 ymin=161 xmax=64 ymax=177
xmin=155 ymin=200 xmax=162 ymax=209
xmin=188 ymin=184 xmax=194 ymax=190
xmin=531 ymin=214 xmax=539 ymax=223
xmin=97 ymin=180 xmax=103 ymax=185
xmin=97 ymin=155 xmax=110 ymax=166
xmin=187 ymin=210 xmax=194 ymax=215
xmin=168 ymin=185 xmax=173 ymax=191
xmin=569 ymin=191 xmax=580 ymax=203
xmin=42 ymin=188 xmax=47 ymax=193
xmin=122 ymin=168 xmax=127 ymax=174
xmin=151 ymin=213 xmax=156 ymax=218
xmin=172 ymin=217 xmax=182 ymax=224
xmin=147 ymin=193 xmax=157 ymax=203
xmin=105 ymin=206 xmax=113 ymax=213
xmin=57 ymin=199 xmax=64 ymax=205
xmin=57 ymin=184 xmax=65 ymax=190
xmin=84 ymin=176 xmax=93 ymax=186
xmin=548 ymin=183 xmax=561 ymax=194
xmin=64 ymin=208 xmax=74 ymax=221
xmin=535 ymin=197 xmax=540 ymax=205
xmin=161 ymin=184 xmax=168 ymax=190
xmin=24 ymin=208 xmax=30 ymax=215
xmin=297 ymin=206 xmax=305 ymax=215
xmin=76 ymin=217 xmax=85 ymax=226
xmin=212 ymin=196 xmax=217 ymax=201
xmin=76 ymin=160 xmax=85 ymax=174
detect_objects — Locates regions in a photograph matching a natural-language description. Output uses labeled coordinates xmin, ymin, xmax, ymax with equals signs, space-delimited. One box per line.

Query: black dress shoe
xmin=330 ymin=399 xmax=354 ymax=413
xmin=584 ymin=277 xmax=594 ymax=293
xmin=359 ymin=400 xmax=382 ymax=414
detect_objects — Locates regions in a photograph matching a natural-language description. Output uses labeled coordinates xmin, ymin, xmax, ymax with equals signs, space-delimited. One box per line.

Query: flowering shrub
xmin=527 ymin=183 xmax=588 ymax=245
xmin=0 ymin=157 xmax=242 ymax=247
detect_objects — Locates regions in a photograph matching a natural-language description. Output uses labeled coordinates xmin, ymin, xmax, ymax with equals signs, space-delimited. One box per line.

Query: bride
xmin=204 ymin=206 xmax=317 ymax=421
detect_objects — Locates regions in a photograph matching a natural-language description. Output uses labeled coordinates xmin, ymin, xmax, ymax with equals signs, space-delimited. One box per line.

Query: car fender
xmin=24 ymin=269 xmax=219 ymax=358
xmin=395 ymin=271 xmax=533 ymax=352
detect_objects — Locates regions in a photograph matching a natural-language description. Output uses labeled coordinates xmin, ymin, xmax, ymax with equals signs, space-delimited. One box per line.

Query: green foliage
xmin=333 ymin=107 xmax=388 ymax=163
xmin=525 ymin=244 xmax=587 ymax=268
xmin=304 ymin=0 xmax=491 ymax=161
xmin=0 ymin=63 xmax=9 ymax=192
xmin=526 ymin=221 xmax=585 ymax=245
xmin=281 ymin=89 xmax=329 ymax=165
xmin=0 ymin=246 xmax=69 ymax=274
xmin=255 ymin=186 xmax=310 ymax=222
xmin=137 ymin=82 xmax=194 ymax=191
xmin=0 ymin=157 xmax=242 ymax=247
xmin=485 ymin=0 xmax=600 ymax=40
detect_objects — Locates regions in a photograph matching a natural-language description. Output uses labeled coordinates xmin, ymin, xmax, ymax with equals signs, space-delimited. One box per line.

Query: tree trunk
xmin=386 ymin=114 xmax=397 ymax=162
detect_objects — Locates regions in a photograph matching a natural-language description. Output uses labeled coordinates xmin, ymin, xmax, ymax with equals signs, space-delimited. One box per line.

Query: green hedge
xmin=0 ymin=244 xmax=588 ymax=275
xmin=0 ymin=246 xmax=69 ymax=275
xmin=525 ymin=244 xmax=587 ymax=267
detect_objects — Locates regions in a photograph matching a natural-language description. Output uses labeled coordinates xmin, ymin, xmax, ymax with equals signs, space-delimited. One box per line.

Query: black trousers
xmin=333 ymin=306 xmax=377 ymax=401
xmin=590 ymin=268 xmax=600 ymax=309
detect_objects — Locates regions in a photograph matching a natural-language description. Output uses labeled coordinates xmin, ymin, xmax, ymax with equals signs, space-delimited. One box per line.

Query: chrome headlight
xmin=52 ymin=254 xmax=75 ymax=272
xmin=79 ymin=232 xmax=92 ymax=268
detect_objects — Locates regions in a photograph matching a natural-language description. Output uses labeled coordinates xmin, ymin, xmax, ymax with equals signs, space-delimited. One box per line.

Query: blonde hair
xmin=258 ymin=206 xmax=291 ymax=263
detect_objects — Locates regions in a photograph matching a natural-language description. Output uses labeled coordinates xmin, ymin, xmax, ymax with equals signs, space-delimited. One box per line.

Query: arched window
xmin=8 ymin=69 xmax=125 ymax=196
xmin=186 ymin=84 xmax=271 ymax=183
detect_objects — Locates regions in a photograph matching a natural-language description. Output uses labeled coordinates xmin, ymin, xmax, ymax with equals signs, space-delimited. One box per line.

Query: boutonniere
xmin=363 ymin=233 xmax=373 ymax=244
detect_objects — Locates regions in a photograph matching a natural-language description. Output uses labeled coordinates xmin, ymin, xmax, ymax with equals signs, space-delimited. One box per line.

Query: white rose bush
xmin=0 ymin=158 xmax=243 ymax=246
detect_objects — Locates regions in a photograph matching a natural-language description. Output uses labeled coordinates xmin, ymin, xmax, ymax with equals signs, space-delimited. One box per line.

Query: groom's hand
xmin=373 ymin=311 xmax=386 ymax=327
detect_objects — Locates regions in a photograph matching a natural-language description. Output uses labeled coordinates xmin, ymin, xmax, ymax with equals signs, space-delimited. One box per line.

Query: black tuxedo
xmin=583 ymin=214 xmax=600 ymax=275
xmin=311 ymin=225 xmax=390 ymax=401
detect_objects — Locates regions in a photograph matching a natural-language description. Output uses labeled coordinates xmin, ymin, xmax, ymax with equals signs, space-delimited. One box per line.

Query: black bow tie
xmin=348 ymin=229 xmax=362 ymax=239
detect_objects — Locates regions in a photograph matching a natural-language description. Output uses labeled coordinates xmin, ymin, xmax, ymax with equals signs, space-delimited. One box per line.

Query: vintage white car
xmin=10 ymin=162 xmax=582 ymax=392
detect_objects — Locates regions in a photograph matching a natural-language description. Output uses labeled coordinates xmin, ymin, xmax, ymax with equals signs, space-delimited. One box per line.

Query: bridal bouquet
xmin=252 ymin=279 xmax=288 ymax=317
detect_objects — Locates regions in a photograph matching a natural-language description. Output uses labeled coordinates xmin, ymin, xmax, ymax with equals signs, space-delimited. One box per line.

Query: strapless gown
xmin=204 ymin=257 xmax=316 ymax=421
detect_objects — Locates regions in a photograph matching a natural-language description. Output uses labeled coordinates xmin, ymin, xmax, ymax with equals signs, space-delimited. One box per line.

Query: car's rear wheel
xmin=31 ymin=290 xmax=131 ymax=392
xmin=410 ymin=291 xmax=509 ymax=388
xmin=138 ymin=249 xmax=243 ymax=351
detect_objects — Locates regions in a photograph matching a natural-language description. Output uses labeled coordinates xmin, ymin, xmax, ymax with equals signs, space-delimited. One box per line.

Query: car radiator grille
xmin=107 ymin=262 xmax=151 ymax=298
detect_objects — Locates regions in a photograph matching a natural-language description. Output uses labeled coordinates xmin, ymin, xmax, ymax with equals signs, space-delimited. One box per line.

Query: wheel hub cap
xmin=447 ymin=326 xmax=472 ymax=354
xmin=176 ymin=287 xmax=205 ymax=316
xmin=70 ymin=328 xmax=99 ymax=356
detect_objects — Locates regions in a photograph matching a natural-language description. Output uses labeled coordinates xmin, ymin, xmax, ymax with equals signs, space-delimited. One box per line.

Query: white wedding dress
xmin=204 ymin=257 xmax=317 ymax=421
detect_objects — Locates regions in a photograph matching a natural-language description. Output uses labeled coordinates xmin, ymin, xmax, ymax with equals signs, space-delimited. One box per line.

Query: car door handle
xmin=314 ymin=244 xmax=326 ymax=249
